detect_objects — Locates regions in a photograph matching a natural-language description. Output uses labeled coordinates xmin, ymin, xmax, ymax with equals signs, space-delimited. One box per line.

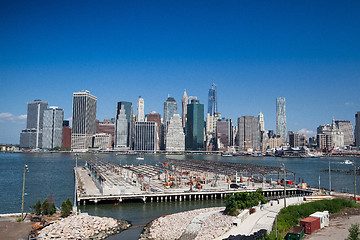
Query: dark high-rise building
xmin=237 ymin=116 xmax=259 ymax=151
xmin=216 ymin=118 xmax=233 ymax=151
xmin=186 ymin=100 xmax=204 ymax=151
xmin=146 ymin=112 xmax=162 ymax=150
xmin=20 ymin=99 xmax=48 ymax=149
xmin=71 ymin=90 xmax=97 ymax=151
xmin=164 ymin=96 xmax=177 ymax=123
xmin=288 ymin=131 xmax=306 ymax=148
xmin=356 ymin=112 xmax=360 ymax=147
xmin=114 ymin=102 xmax=133 ymax=149
xmin=208 ymin=82 xmax=217 ymax=116
xmin=276 ymin=97 xmax=287 ymax=143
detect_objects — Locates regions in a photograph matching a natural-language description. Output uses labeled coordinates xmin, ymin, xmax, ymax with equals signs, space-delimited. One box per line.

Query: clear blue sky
xmin=0 ymin=1 xmax=359 ymax=144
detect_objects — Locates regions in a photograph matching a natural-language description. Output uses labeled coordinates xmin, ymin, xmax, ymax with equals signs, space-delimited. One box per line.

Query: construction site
xmin=75 ymin=158 xmax=310 ymax=204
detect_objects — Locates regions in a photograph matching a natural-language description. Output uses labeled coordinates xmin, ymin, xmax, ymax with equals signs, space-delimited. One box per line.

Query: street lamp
xmin=21 ymin=164 xmax=29 ymax=221
xmin=350 ymin=160 xmax=357 ymax=203
xmin=281 ymin=163 xmax=286 ymax=208
xmin=73 ymin=154 xmax=79 ymax=213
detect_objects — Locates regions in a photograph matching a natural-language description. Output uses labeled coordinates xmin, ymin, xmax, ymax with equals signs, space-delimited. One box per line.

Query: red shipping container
xmin=300 ymin=217 xmax=320 ymax=234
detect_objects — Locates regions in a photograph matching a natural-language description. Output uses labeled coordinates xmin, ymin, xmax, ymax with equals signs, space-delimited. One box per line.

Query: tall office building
xmin=258 ymin=112 xmax=268 ymax=152
xmin=258 ymin=112 xmax=265 ymax=132
xmin=137 ymin=96 xmax=145 ymax=122
xmin=114 ymin=102 xmax=133 ymax=149
xmin=166 ymin=114 xmax=185 ymax=152
xmin=335 ymin=120 xmax=354 ymax=146
xmin=182 ymin=89 xmax=188 ymax=129
xmin=146 ymin=112 xmax=162 ymax=150
xmin=164 ymin=96 xmax=177 ymax=123
xmin=62 ymin=120 xmax=71 ymax=149
xmin=20 ymin=99 xmax=48 ymax=149
xmin=208 ymin=82 xmax=217 ymax=116
xmin=42 ymin=107 xmax=64 ymax=149
xmin=186 ymin=99 xmax=204 ymax=151
xmin=237 ymin=116 xmax=259 ymax=152
xmin=276 ymin=97 xmax=287 ymax=143
xmin=134 ymin=122 xmax=158 ymax=151
xmin=356 ymin=112 xmax=360 ymax=147
xmin=216 ymin=118 xmax=233 ymax=151
xmin=71 ymin=90 xmax=97 ymax=151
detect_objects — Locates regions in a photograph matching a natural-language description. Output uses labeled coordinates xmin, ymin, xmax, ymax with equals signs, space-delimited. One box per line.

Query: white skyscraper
xmin=258 ymin=112 xmax=265 ymax=132
xmin=71 ymin=90 xmax=97 ymax=151
xmin=137 ymin=96 xmax=144 ymax=122
xmin=42 ymin=106 xmax=64 ymax=149
xmin=166 ymin=114 xmax=185 ymax=152
xmin=276 ymin=97 xmax=287 ymax=143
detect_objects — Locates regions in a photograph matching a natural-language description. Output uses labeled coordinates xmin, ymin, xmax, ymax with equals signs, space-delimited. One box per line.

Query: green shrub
xmin=61 ymin=198 xmax=73 ymax=217
xmin=346 ymin=223 xmax=360 ymax=240
xmin=31 ymin=199 xmax=42 ymax=215
xmin=42 ymin=199 xmax=49 ymax=215
xmin=225 ymin=189 xmax=268 ymax=215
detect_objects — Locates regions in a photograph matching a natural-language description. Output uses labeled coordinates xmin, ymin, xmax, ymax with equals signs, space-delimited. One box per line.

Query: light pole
xmin=353 ymin=161 xmax=356 ymax=203
xmin=281 ymin=163 xmax=286 ymax=208
xmin=73 ymin=154 xmax=79 ymax=213
xmin=329 ymin=159 xmax=331 ymax=195
xmin=21 ymin=164 xmax=29 ymax=221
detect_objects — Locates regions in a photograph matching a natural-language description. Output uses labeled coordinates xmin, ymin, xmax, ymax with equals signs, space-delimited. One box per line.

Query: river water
xmin=1 ymin=152 xmax=359 ymax=239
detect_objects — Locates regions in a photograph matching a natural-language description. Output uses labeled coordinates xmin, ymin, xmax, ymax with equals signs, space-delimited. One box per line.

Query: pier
xmin=75 ymin=158 xmax=312 ymax=205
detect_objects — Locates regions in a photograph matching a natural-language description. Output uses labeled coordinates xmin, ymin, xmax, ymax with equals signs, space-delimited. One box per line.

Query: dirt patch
xmin=305 ymin=208 xmax=360 ymax=240
xmin=0 ymin=221 xmax=33 ymax=240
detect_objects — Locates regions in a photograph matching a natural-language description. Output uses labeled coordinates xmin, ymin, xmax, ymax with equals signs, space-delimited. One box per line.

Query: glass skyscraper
xmin=208 ymin=82 xmax=217 ymax=116
xmin=276 ymin=97 xmax=287 ymax=143
xmin=164 ymin=96 xmax=177 ymax=123
xmin=186 ymin=100 xmax=204 ymax=151
xmin=115 ymin=101 xmax=133 ymax=149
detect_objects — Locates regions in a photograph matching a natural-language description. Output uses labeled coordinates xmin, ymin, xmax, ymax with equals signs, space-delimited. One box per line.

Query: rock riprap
xmin=38 ymin=213 xmax=130 ymax=239
xmin=140 ymin=207 xmax=235 ymax=240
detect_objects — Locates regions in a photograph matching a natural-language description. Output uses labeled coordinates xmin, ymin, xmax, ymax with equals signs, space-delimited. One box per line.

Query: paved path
xmin=215 ymin=197 xmax=304 ymax=239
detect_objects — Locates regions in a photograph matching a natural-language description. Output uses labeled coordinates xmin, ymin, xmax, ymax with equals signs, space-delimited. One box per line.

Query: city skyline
xmin=1 ymin=1 xmax=360 ymax=144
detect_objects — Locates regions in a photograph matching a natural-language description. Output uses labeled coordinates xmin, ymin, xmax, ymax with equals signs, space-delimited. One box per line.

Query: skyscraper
xmin=134 ymin=122 xmax=158 ymax=151
xmin=20 ymin=99 xmax=48 ymax=149
xmin=356 ymin=112 xmax=360 ymax=147
xmin=62 ymin=120 xmax=71 ymax=149
xmin=146 ymin=112 xmax=162 ymax=150
xmin=182 ymin=89 xmax=188 ymax=129
xmin=216 ymin=118 xmax=233 ymax=151
xmin=186 ymin=99 xmax=204 ymax=151
xmin=258 ymin=112 xmax=265 ymax=132
xmin=42 ymin=106 xmax=64 ymax=149
xmin=71 ymin=90 xmax=97 ymax=151
xmin=208 ymin=82 xmax=217 ymax=116
xmin=237 ymin=116 xmax=259 ymax=152
xmin=166 ymin=114 xmax=185 ymax=152
xmin=276 ymin=97 xmax=287 ymax=143
xmin=137 ymin=96 xmax=144 ymax=122
xmin=335 ymin=120 xmax=354 ymax=146
xmin=164 ymin=96 xmax=177 ymax=123
xmin=114 ymin=102 xmax=133 ymax=149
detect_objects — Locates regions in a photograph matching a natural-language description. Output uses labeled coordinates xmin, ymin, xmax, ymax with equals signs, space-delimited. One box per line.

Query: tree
xmin=42 ymin=199 xmax=49 ymax=215
xmin=346 ymin=223 xmax=360 ymax=240
xmin=32 ymin=199 xmax=42 ymax=215
xmin=61 ymin=198 xmax=73 ymax=217
xmin=47 ymin=195 xmax=56 ymax=215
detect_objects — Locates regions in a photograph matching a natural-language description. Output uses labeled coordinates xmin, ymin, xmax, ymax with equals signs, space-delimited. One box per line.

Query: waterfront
xmin=1 ymin=153 xmax=360 ymax=239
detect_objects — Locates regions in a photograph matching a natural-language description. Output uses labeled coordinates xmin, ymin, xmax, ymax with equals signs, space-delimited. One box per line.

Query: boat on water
xmin=136 ymin=157 xmax=144 ymax=160
xmin=221 ymin=152 xmax=232 ymax=157
xmin=344 ymin=160 xmax=353 ymax=165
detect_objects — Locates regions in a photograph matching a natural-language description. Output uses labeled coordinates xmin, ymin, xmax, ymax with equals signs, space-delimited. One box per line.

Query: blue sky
xmin=0 ymin=1 xmax=359 ymax=144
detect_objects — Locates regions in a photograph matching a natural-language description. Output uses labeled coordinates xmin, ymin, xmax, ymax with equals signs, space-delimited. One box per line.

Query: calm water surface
xmin=1 ymin=152 xmax=359 ymax=239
